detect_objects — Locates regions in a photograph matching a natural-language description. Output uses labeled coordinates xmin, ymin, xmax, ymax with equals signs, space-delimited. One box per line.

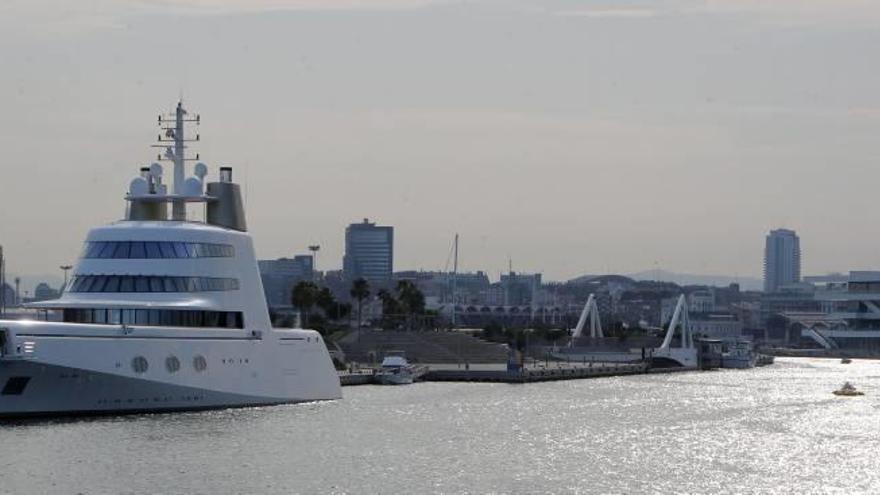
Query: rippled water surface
xmin=3 ymin=358 xmax=880 ymax=494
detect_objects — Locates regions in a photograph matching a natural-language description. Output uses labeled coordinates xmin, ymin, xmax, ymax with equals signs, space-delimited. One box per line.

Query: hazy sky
xmin=2 ymin=0 xmax=879 ymax=285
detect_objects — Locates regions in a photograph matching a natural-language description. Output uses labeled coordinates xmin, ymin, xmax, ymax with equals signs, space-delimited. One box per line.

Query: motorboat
xmin=375 ymin=352 xmax=418 ymax=385
xmin=721 ymin=340 xmax=757 ymax=369
xmin=833 ymin=382 xmax=864 ymax=396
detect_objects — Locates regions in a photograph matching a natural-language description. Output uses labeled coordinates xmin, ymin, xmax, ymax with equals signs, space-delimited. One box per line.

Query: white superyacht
xmin=0 ymin=102 xmax=341 ymax=417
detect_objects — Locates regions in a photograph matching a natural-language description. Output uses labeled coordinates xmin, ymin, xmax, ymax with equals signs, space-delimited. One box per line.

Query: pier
xmin=339 ymin=361 xmax=698 ymax=385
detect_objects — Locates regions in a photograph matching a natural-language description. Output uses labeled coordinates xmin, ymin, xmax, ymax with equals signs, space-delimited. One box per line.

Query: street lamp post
xmin=308 ymin=245 xmax=320 ymax=283
xmin=60 ymin=265 xmax=73 ymax=293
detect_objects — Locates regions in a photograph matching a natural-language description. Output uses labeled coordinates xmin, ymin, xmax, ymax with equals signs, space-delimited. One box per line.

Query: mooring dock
xmin=340 ymin=361 xmax=697 ymax=385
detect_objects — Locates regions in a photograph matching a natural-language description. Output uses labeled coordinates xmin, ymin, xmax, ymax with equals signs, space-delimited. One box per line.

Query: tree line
xmin=289 ymin=277 xmax=433 ymax=333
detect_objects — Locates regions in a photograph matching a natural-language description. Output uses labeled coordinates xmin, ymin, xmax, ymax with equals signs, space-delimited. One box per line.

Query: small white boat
xmin=375 ymin=352 xmax=417 ymax=385
xmin=833 ymin=382 xmax=864 ymax=397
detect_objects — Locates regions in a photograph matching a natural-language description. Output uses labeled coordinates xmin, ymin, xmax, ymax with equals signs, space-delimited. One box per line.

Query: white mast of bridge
xmin=570 ymin=293 xmax=603 ymax=344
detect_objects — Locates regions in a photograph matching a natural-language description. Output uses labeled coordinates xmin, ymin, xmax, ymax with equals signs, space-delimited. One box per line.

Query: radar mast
xmin=153 ymin=101 xmax=201 ymax=220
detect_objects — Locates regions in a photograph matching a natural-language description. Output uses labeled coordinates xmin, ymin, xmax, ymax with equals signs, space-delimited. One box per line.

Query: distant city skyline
xmin=3 ymin=0 xmax=880 ymax=283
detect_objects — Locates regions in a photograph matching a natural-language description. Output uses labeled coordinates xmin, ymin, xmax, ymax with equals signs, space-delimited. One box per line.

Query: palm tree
xmin=396 ymin=280 xmax=425 ymax=330
xmin=350 ymin=278 xmax=371 ymax=336
xmin=291 ymin=281 xmax=318 ymax=327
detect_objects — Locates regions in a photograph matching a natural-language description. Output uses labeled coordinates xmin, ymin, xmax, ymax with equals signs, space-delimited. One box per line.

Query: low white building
xmin=689 ymin=314 xmax=743 ymax=341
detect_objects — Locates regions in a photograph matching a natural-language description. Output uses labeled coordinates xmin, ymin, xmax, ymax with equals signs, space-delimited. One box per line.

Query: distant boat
xmin=375 ymin=352 xmax=419 ymax=385
xmin=721 ymin=340 xmax=757 ymax=369
xmin=841 ymin=358 xmax=852 ymax=364
xmin=833 ymin=382 xmax=864 ymax=396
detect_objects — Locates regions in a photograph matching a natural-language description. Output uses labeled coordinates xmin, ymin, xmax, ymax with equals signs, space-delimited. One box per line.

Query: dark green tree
xmin=395 ymin=280 xmax=426 ymax=330
xmin=350 ymin=278 xmax=371 ymax=333
xmin=316 ymin=287 xmax=336 ymax=316
xmin=291 ymin=281 xmax=318 ymax=327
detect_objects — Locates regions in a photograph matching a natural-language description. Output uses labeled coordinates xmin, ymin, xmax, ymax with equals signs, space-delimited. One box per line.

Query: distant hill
xmin=567 ymin=274 xmax=636 ymax=285
xmin=627 ymin=269 xmax=762 ymax=291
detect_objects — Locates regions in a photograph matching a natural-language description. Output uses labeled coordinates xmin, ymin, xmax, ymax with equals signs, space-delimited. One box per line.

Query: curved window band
xmin=67 ymin=275 xmax=240 ymax=293
xmin=62 ymin=308 xmax=244 ymax=329
xmin=81 ymin=241 xmax=234 ymax=259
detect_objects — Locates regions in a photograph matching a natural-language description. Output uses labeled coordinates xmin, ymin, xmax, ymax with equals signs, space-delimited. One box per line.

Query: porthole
xmin=193 ymin=355 xmax=207 ymax=372
xmin=166 ymin=355 xmax=181 ymax=373
xmin=131 ymin=356 xmax=149 ymax=374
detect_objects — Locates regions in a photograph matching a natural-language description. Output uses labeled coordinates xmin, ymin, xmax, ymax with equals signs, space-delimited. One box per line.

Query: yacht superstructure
xmin=0 ymin=102 xmax=341 ymax=417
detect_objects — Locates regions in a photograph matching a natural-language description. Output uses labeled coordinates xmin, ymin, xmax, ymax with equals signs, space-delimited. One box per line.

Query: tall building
xmin=763 ymin=228 xmax=801 ymax=292
xmin=343 ymin=218 xmax=393 ymax=285
xmin=258 ymin=255 xmax=314 ymax=308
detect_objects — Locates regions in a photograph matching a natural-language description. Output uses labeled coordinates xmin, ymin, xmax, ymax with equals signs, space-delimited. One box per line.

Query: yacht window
xmin=68 ymin=275 xmax=240 ymax=293
xmin=122 ymin=309 xmax=135 ymax=325
xmin=78 ymin=276 xmax=96 ymax=293
xmin=71 ymin=277 xmax=87 ymax=292
xmin=159 ymin=242 xmax=176 ymax=258
xmin=144 ymin=242 xmax=162 ymax=259
xmin=112 ymin=242 xmax=131 ymax=259
xmin=88 ymin=276 xmax=108 ymax=292
xmin=98 ymin=242 xmax=116 ymax=258
xmin=82 ymin=241 xmax=234 ymax=259
xmin=159 ymin=310 xmax=173 ymax=326
xmin=62 ymin=308 xmax=244 ymax=329
xmin=135 ymin=309 xmax=149 ymax=325
xmin=204 ymin=311 xmax=220 ymax=327
xmin=148 ymin=310 xmax=161 ymax=325
xmin=172 ymin=242 xmax=188 ymax=258
xmin=104 ymin=276 xmax=120 ymax=292
xmin=193 ymin=355 xmax=207 ymax=372
xmin=131 ymin=356 xmax=148 ymax=374
xmin=134 ymin=277 xmax=150 ymax=292
xmin=129 ymin=241 xmax=146 ymax=258
xmin=85 ymin=242 xmax=104 ymax=258
xmin=94 ymin=308 xmax=107 ymax=324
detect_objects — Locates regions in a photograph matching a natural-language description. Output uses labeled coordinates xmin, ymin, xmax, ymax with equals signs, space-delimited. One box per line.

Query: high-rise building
xmin=258 ymin=255 xmax=314 ymax=308
xmin=763 ymin=228 xmax=801 ymax=292
xmin=343 ymin=218 xmax=393 ymax=285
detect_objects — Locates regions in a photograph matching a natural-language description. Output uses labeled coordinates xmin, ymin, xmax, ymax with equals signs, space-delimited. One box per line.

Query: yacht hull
xmin=0 ymin=360 xmax=303 ymax=418
xmin=0 ymin=323 xmax=342 ymax=418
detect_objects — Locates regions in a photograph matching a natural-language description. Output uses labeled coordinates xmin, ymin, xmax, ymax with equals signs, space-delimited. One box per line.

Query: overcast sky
xmin=2 ymin=0 xmax=879 ymax=285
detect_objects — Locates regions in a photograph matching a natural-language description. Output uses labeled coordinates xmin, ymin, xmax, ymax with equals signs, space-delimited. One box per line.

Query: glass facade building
xmin=763 ymin=229 xmax=801 ymax=293
xmin=343 ymin=218 xmax=393 ymax=285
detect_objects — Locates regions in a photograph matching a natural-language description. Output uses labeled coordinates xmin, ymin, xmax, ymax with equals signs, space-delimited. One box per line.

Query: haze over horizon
xmin=3 ymin=0 xmax=879 ymax=284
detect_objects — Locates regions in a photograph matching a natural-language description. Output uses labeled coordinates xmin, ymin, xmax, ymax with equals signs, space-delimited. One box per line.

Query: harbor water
xmin=2 ymin=357 xmax=880 ymax=493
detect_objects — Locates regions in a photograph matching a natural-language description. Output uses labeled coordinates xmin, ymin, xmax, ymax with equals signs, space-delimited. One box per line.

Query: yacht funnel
xmin=206 ymin=167 xmax=247 ymax=231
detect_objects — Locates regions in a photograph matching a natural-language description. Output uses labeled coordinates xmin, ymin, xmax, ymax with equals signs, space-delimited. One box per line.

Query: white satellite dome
xmin=183 ymin=176 xmax=203 ymax=196
xmin=193 ymin=162 xmax=208 ymax=180
xmin=129 ymin=177 xmax=149 ymax=196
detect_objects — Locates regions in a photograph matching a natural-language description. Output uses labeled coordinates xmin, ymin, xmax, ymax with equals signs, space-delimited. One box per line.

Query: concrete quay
xmin=339 ymin=372 xmax=375 ymax=386
xmin=422 ymin=362 xmax=650 ymax=383
xmin=338 ymin=361 xmax=699 ymax=386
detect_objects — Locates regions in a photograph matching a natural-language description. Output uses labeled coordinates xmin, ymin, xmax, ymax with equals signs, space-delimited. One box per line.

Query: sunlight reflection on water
xmin=2 ymin=358 xmax=879 ymax=493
